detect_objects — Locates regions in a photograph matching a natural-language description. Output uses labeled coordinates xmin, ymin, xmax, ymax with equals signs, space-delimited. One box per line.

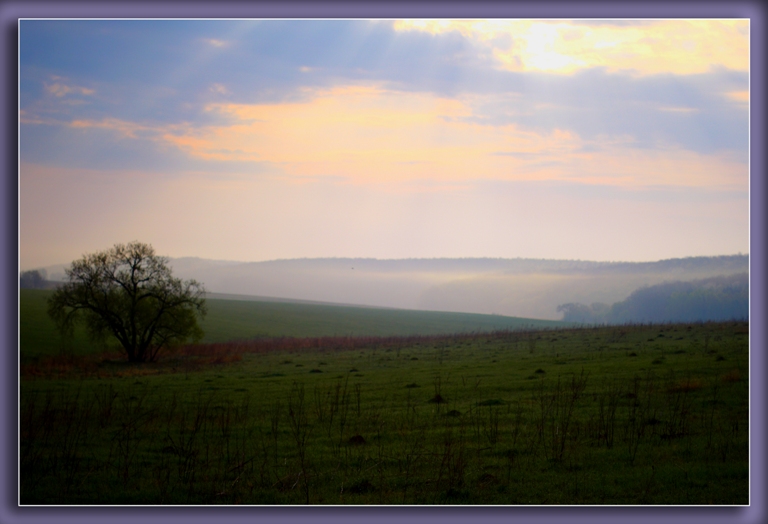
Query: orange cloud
xmin=725 ymin=90 xmax=749 ymax=104
xmin=161 ymin=86 xmax=567 ymax=184
xmin=47 ymin=84 xmax=745 ymax=193
xmin=154 ymin=85 xmax=745 ymax=191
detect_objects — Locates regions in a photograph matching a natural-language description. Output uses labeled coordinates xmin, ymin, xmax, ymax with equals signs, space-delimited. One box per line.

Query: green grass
xmin=20 ymin=289 xmax=570 ymax=360
xmin=19 ymin=289 xmax=103 ymax=359
xmin=20 ymin=321 xmax=749 ymax=505
xmin=201 ymin=297 xmax=569 ymax=340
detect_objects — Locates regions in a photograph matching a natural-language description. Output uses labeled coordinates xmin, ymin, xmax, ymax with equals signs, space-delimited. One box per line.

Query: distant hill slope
xmin=200 ymin=297 xmax=568 ymax=342
xmin=19 ymin=289 xmax=569 ymax=360
xmin=559 ymin=273 xmax=749 ymax=324
xmin=36 ymin=255 xmax=748 ymax=321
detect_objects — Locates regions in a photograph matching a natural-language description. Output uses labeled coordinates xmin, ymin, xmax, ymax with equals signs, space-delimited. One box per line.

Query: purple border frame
xmin=3 ymin=2 xmax=764 ymax=523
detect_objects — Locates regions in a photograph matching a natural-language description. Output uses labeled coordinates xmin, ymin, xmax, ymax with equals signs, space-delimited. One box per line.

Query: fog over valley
xmin=36 ymin=255 xmax=747 ymax=322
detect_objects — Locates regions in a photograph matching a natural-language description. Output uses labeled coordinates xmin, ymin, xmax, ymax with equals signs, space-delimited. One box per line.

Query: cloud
xmin=656 ymin=106 xmax=700 ymax=113
xmin=20 ymin=20 xmax=747 ymax=163
xmin=453 ymin=67 xmax=748 ymax=156
xmin=134 ymin=83 xmax=745 ymax=191
xmin=203 ymin=38 xmax=228 ymax=48
xmin=19 ymin=20 xmax=748 ymax=188
xmin=393 ymin=19 xmax=749 ymax=76
xmin=20 ymin=118 xmax=279 ymax=178
xmin=44 ymin=80 xmax=95 ymax=98
xmin=69 ymin=117 xmax=157 ymax=139
xmin=725 ymin=90 xmax=749 ymax=104
xmin=209 ymin=83 xmax=229 ymax=95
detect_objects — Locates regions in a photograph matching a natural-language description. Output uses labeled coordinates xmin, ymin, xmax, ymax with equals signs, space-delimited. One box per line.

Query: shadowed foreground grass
xmin=20 ymin=322 xmax=748 ymax=504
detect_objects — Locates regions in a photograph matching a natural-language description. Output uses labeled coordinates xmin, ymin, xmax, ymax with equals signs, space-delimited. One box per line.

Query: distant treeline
xmin=558 ymin=273 xmax=749 ymax=324
xmin=19 ymin=270 xmax=57 ymax=290
xmin=176 ymin=253 xmax=748 ymax=275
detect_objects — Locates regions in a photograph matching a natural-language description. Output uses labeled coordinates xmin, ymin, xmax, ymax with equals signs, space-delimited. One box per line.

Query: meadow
xmin=19 ymin=289 xmax=568 ymax=361
xmin=19 ymin=291 xmax=749 ymax=505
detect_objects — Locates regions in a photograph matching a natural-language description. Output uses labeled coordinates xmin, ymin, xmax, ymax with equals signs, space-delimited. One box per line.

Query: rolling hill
xmin=19 ymin=289 xmax=569 ymax=360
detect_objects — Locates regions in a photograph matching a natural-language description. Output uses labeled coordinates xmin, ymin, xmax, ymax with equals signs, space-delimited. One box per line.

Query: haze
xmin=20 ymin=19 xmax=749 ymax=270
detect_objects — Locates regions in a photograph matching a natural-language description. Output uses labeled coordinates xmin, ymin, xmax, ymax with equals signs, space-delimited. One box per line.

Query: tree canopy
xmin=47 ymin=242 xmax=206 ymax=362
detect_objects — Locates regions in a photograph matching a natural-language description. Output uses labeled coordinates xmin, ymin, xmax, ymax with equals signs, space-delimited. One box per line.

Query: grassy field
xmin=20 ymin=289 xmax=569 ymax=361
xmin=19 ymin=314 xmax=749 ymax=504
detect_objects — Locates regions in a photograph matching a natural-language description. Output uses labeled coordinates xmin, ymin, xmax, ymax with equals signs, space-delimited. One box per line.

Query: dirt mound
xmin=348 ymin=478 xmax=375 ymax=494
xmin=348 ymin=434 xmax=367 ymax=445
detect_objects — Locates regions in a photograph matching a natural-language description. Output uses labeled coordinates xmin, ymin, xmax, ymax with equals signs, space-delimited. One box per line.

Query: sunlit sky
xmin=19 ymin=19 xmax=749 ymax=269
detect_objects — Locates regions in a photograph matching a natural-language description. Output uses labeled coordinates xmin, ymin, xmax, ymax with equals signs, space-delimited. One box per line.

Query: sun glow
xmin=394 ymin=19 xmax=748 ymax=76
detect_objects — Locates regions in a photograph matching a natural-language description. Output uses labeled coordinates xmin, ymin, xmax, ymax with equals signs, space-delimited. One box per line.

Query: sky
xmin=19 ymin=19 xmax=750 ymax=270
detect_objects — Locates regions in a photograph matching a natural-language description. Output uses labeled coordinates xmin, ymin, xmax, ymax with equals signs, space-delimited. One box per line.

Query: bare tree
xmin=47 ymin=242 xmax=206 ymax=362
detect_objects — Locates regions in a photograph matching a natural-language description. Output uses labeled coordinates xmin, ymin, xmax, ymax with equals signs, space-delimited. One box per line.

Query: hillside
xmin=19 ymin=289 xmax=568 ymax=360
xmin=559 ymin=272 xmax=749 ymax=324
